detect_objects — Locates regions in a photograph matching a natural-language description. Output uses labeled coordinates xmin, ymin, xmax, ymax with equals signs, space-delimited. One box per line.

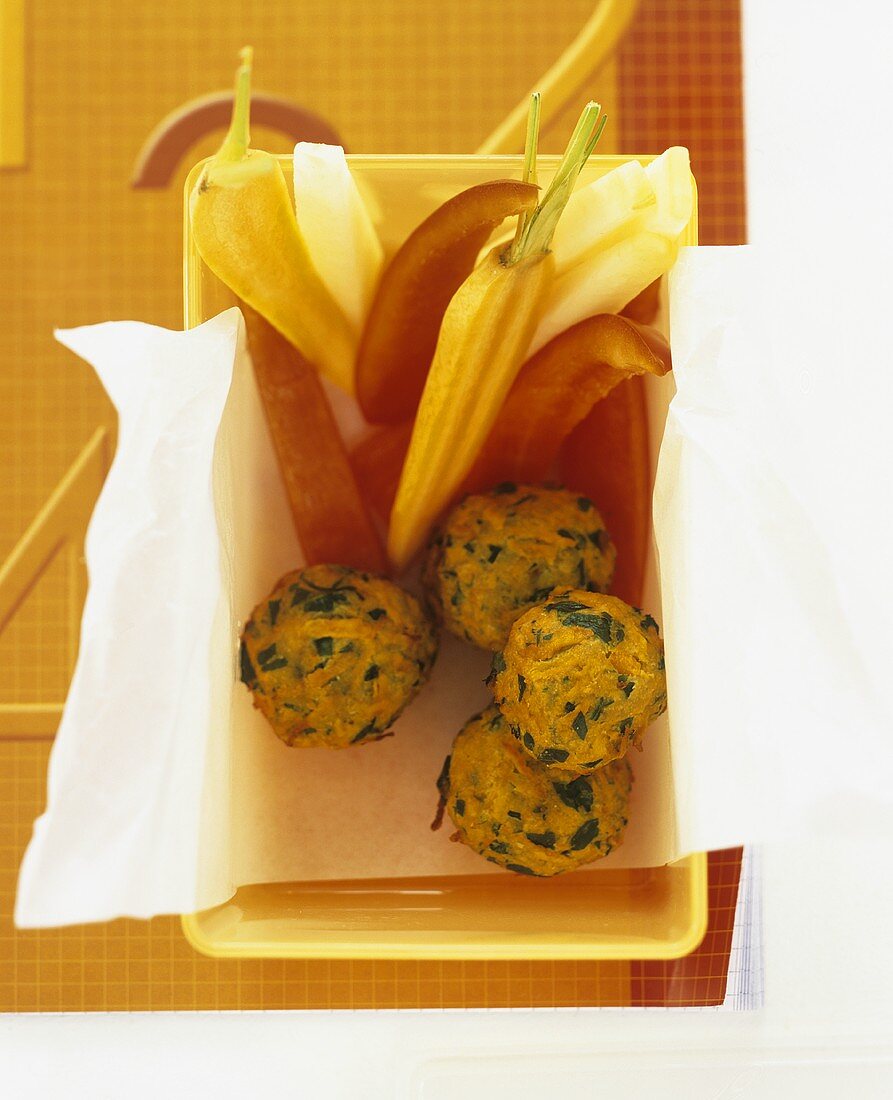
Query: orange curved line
xmin=131 ymin=91 xmax=345 ymax=188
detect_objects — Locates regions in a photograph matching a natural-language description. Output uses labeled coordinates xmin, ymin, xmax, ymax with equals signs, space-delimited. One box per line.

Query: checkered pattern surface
xmin=619 ymin=0 xmax=746 ymax=247
xmin=630 ymin=848 xmax=743 ymax=1007
xmin=0 ymin=0 xmax=747 ymax=1010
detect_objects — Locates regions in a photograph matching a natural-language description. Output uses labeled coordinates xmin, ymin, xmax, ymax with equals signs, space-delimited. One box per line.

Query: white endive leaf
xmin=532 ymin=232 xmax=679 ymax=352
xmin=293 ymin=143 xmax=384 ymax=333
xmin=550 ymin=159 xmax=655 ymax=274
xmin=531 ymin=147 xmax=693 ymax=352
xmin=643 ymin=146 xmax=693 ymax=238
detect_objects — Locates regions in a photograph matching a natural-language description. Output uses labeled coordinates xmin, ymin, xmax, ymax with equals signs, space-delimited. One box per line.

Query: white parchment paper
xmin=656 ymin=245 xmax=893 ymax=855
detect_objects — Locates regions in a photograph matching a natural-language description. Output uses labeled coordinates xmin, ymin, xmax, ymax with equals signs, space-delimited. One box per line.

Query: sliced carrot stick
xmin=355 ymin=179 xmax=539 ymax=425
xmin=558 ymin=376 xmax=652 ymax=605
xmin=468 ymin=314 xmax=669 ymax=492
xmin=350 ymin=421 xmax=413 ymax=528
xmin=242 ymin=305 xmax=388 ymax=574
xmin=350 ymin=315 xmax=669 ymax=533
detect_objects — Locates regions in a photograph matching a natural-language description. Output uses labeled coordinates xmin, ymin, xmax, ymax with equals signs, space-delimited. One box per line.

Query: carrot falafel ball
xmin=240 ymin=563 xmax=438 ymax=748
xmin=423 ymin=484 xmax=616 ymax=651
xmin=492 ymin=589 xmax=666 ymax=772
xmin=444 ymin=705 xmax=632 ymax=876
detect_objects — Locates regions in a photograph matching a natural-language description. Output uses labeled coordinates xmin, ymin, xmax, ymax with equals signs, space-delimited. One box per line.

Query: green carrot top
xmin=217 ymin=46 xmax=254 ymax=164
xmin=507 ymin=97 xmax=608 ymax=265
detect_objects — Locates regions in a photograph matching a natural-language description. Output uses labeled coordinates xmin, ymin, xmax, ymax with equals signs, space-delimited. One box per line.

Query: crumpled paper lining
xmin=16 ymin=302 xmax=679 ymax=926
xmin=656 ymin=245 xmax=893 ymax=855
xmin=15 ymin=310 xmax=244 ymax=926
xmin=24 ymin=243 xmax=869 ymax=925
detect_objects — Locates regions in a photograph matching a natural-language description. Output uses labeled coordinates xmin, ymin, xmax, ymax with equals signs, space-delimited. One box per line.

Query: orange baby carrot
xmin=243 ymin=306 xmax=388 ymax=574
xmin=620 ymin=277 xmax=661 ymax=325
xmin=559 ymin=376 xmax=652 ymax=606
xmin=349 ymin=421 xmax=413 ymax=528
xmin=356 ymin=179 xmax=539 ymax=425
xmin=468 ymin=314 xmax=670 ymax=492
xmin=350 ymin=315 xmax=669 ymax=533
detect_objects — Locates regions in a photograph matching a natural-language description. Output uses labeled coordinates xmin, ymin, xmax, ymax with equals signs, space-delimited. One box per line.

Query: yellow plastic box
xmin=181 ymin=155 xmax=707 ymax=961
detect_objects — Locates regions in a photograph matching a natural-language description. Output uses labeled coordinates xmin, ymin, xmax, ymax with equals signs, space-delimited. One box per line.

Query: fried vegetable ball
xmin=444 ymin=705 xmax=632 ymax=876
xmin=492 ymin=589 xmax=667 ymax=773
xmin=423 ymin=483 xmax=616 ymax=651
xmin=240 ymin=563 xmax=438 ymax=748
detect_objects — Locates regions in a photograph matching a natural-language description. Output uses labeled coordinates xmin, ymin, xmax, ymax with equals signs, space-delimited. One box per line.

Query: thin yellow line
xmin=0 ymin=702 xmax=63 ymax=739
xmin=0 ymin=427 xmax=109 ymax=741
xmin=476 ymin=0 xmax=639 ymax=154
xmin=0 ymin=427 xmax=109 ymax=633
xmin=0 ymin=0 xmax=26 ymax=167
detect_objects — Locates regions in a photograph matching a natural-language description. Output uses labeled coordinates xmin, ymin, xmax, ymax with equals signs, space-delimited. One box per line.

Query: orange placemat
xmin=0 ymin=0 xmax=746 ymax=1011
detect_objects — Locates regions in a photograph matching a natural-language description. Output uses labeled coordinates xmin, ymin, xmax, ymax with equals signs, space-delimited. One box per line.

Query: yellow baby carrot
xmin=388 ymin=98 xmax=608 ymax=569
xmin=388 ymin=246 xmax=552 ymax=569
xmin=190 ymin=48 xmax=356 ymax=392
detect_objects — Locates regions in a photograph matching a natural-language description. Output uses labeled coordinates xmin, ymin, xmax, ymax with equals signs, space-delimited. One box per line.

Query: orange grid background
xmin=0 ymin=0 xmax=747 ymax=1011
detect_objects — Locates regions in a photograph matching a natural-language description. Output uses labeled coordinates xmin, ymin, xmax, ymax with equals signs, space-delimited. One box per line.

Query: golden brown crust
xmin=240 ymin=564 xmax=437 ymax=748
xmin=446 ymin=706 xmax=632 ymax=876
xmin=493 ymin=589 xmax=666 ymax=772
xmin=423 ymin=485 xmax=616 ymax=651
